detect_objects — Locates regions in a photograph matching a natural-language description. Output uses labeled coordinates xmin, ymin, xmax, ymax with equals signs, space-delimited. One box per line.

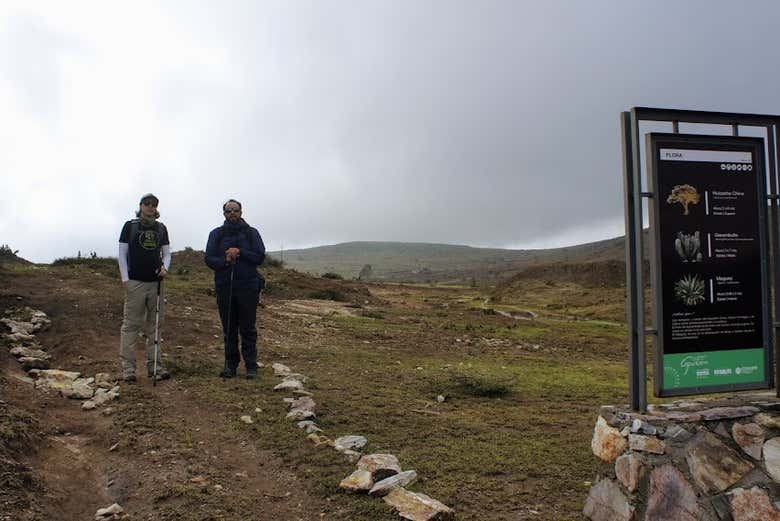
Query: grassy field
xmin=159 ymin=258 xmax=632 ymax=519
xmin=1 ymin=253 xmax=633 ymax=519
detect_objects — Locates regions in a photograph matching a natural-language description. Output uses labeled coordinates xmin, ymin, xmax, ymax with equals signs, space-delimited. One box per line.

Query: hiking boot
xmin=219 ymin=368 xmax=236 ymax=378
xmin=149 ymin=368 xmax=171 ymax=381
xmin=246 ymin=370 xmax=257 ymax=380
xmin=123 ymin=374 xmax=137 ymax=382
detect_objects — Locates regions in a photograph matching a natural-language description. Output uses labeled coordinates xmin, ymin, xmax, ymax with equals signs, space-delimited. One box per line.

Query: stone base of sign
xmin=584 ymin=392 xmax=780 ymax=521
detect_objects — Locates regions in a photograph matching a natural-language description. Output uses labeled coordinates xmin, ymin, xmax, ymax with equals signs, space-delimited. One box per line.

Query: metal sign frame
xmin=621 ymin=107 xmax=780 ymax=411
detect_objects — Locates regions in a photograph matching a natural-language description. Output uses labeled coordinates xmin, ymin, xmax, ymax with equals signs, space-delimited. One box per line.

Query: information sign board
xmin=646 ymin=134 xmax=771 ymax=396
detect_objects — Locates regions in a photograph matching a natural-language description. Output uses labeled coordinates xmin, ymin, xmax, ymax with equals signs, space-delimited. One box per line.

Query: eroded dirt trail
xmin=0 ymin=268 xmax=340 ymax=521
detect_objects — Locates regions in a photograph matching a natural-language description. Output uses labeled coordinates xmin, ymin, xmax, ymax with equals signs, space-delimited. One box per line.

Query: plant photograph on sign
xmin=674 ymin=274 xmax=707 ymax=306
xmin=674 ymin=231 xmax=702 ymax=262
xmin=667 ymin=184 xmax=701 ymax=215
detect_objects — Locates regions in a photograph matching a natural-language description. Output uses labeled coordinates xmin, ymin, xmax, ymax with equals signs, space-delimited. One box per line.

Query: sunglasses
xmin=224 ymin=208 xmax=241 ymax=214
xmin=141 ymin=200 xmax=158 ymax=207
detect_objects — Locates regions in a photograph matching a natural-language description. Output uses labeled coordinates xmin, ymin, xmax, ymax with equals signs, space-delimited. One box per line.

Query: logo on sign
xmin=680 ymin=355 xmax=708 ymax=376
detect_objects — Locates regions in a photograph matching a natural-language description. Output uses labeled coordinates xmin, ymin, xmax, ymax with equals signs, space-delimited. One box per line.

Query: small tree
xmin=0 ymin=244 xmax=19 ymax=258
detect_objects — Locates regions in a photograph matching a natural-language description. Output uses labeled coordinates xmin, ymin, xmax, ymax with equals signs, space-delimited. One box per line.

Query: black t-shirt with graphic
xmin=119 ymin=220 xmax=170 ymax=282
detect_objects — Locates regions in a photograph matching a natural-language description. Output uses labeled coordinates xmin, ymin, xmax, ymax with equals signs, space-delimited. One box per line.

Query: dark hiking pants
xmin=216 ymin=281 xmax=260 ymax=372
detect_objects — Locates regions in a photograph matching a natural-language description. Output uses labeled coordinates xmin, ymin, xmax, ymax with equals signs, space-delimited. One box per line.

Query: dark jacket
xmin=205 ymin=219 xmax=266 ymax=289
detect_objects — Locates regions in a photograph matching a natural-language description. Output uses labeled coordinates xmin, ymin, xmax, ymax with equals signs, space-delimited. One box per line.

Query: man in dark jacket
xmin=205 ymin=199 xmax=266 ymax=379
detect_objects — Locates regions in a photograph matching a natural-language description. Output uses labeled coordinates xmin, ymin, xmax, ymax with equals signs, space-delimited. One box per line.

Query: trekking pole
xmin=222 ymin=263 xmax=235 ymax=380
xmin=153 ymin=279 xmax=161 ymax=387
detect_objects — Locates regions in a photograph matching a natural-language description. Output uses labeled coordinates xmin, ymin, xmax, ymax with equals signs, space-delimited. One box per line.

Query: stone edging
xmin=1 ymin=306 xmax=120 ymax=410
xmin=261 ymin=361 xmax=455 ymax=521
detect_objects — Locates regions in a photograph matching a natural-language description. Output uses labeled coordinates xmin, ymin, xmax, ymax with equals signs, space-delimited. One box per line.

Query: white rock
xmin=357 ymin=453 xmax=401 ymax=481
xmin=286 ymin=409 xmax=315 ymax=421
xmin=0 ymin=318 xmax=35 ymax=335
xmin=5 ymin=332 xmax=35 ymax=342
xmin=60 ymin=378 xmax=96 ymax=399
xmin=339 ymin=469 xmax=373 ymax=492
xmin=383 ymin=488 xmax=455 ymax=520
xmin=31 ymin=314 xmax=51 ymax=332
xmin=94 ymin=373 xmax=116 ymax=389
xmin=272 ymin=363 xmax=291 ymax=376
xmin=369 ymin=470 xmax=418 ymax=497
xmin=763 ymin=437 xmax=780 ymax=483
xmin=289 ymin=396 xmax=316 ymax=413
xmin=334 ymin=435 xmax=368 ymax=452
xmin=592 ymin=416 xmax=628 ymax=462
xmin=9 ymin=346 xmax=50 ymax=359
xmin=83 ymin=387 xmax=120 ymax=410
xmin=31 ymin=369 xmax=81 ymax=391
xmin=342 ymin=449 xmax=362 ymax=463
xmin=94 ymin=502 xmax=124 ymax=520
xmin=274 ymin=379 xmax=303 ymax=391
xmin=240 ymin=415 xmax=254 ymax=424
xmin=297 ymin=421 xmax=323 ymax=434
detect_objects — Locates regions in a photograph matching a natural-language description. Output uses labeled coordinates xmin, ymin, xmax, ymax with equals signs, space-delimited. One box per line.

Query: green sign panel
xmin=662 ymin=348 xmax=764 ymax=389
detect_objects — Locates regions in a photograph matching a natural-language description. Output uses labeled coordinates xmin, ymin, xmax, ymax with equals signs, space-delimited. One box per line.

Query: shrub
xmin=321 ymin=272 xmax=343 ymax=280
xmin=51 ymin=255 xmax=119 ymax=278
xmin=308 ymin=289 xmax=347 ymax=302
xmin=430 ymin=368 xmax=515 ymax=398
xmin=264 ymin=255 xmax=283 ymax=268
xmin=0 ymin=244 xmax=19 ymax=258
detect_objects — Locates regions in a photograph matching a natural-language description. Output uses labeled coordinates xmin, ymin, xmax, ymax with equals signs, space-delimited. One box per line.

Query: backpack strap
xmin=129 ymin=219 xmax=140 ymax=243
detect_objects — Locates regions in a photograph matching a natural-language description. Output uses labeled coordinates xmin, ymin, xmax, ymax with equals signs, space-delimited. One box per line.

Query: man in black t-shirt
xmin=117 ymin=193 xmax=172 ymax=382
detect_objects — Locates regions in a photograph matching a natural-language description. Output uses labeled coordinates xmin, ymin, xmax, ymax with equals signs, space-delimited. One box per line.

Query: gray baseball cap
xmin=139 ymin=193 xmax=159 ymax=204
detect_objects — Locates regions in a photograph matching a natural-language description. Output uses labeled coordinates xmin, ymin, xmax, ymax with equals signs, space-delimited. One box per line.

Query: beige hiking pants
xmin=119 ymin=280 xmax=165 ymax=376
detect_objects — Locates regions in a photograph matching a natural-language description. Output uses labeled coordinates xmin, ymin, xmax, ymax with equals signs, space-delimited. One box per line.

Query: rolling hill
xmin=270 ymin=235 xmax=634 ymax=283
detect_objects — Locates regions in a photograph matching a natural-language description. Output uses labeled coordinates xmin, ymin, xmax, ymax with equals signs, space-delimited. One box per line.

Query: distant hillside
xmin=270 ymin=236 xmax=634 ymax=283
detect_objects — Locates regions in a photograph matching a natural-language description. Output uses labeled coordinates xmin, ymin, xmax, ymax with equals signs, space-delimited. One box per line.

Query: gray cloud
xmin=2 ymin=1 xmax=780 ymax=261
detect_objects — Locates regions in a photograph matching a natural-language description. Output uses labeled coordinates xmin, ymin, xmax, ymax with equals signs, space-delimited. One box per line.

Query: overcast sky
xmin=2 ymin=1 xmax=779 ymax=262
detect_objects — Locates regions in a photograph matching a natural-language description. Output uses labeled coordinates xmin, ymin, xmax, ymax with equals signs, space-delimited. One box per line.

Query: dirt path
xmin=0 ymin=269 xmax=341 ymax=521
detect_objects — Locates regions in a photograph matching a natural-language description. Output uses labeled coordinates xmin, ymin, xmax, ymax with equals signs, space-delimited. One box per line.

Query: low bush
xmin=52 ymin=255 xmax=119 ymax=278
xmin=430 ymin=367 xmax=515 ymax=398
xmin=264 ymin=255 xmax=283 ymax=268
xmin=0 ymin=244 xmax=19 ymax=259
xmin=321 ymin=272 xmax=343 ymax=280
xmin=308 ymin=289 xmax=347 ymax=302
